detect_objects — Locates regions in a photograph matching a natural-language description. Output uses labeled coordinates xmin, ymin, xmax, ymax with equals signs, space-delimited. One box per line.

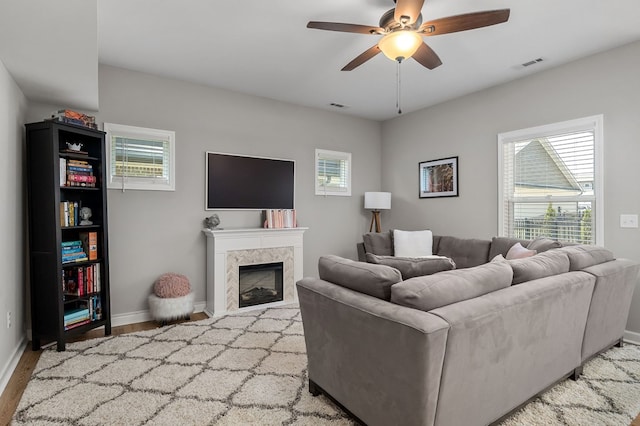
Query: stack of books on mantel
xmin=263 ymin=209 xmax=297 ymax=229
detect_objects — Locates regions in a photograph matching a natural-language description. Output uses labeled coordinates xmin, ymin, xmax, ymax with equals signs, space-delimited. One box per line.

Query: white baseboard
xmin=0 ymin=336 xmax=27 ymax=397
xmin=111 ymin=301 xmax=206 ymax=327
xmin=624 ymin=329 xmax=640 ymax=345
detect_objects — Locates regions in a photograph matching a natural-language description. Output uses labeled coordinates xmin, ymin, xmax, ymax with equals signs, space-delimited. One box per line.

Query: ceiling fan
xmin=307 ymin=0 xmax=510 ymax=71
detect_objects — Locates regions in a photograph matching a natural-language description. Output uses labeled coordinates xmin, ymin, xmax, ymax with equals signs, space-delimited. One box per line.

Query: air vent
xmin=329 ymin=103 xmax=348 ymax=109
xmin=521 ymin=58 xmax=544 ymax=67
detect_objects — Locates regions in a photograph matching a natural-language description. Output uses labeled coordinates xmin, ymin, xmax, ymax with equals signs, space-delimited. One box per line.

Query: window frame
xmin=497 ymin=115 xmax=604 ymax=245
xmin=315 ymin=149 xmax=352 ymax=197
xmin=104 ymin=122 xmax=176 ymax=191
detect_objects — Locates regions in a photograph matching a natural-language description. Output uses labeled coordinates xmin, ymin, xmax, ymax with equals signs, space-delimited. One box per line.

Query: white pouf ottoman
xmin=149 ymin=272 xmax=194 ymax=325
xmin=148 ymin=292 xmax=195 ymax=324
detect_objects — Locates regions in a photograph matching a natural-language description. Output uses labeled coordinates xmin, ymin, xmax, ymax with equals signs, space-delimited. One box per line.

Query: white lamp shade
xmin=364 ymin=192 xmax=391 ymax=210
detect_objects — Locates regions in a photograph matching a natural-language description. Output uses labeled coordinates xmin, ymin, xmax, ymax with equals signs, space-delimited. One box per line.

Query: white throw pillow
xmin=393 ymin=230 xmax=433 ymax=257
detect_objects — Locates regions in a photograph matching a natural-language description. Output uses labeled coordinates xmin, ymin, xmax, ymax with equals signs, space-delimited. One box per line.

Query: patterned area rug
xmin=12 ymin=304 xmax=640 ymax=425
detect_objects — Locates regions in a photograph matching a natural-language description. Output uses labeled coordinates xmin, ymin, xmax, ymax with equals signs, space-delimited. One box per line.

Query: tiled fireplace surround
xmin=203 ymin=228 xmax=307 ymax=317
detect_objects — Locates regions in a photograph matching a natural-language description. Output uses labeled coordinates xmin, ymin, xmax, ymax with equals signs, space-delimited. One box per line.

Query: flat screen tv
xmin=205 ymin=152 xmax=295 ymax=210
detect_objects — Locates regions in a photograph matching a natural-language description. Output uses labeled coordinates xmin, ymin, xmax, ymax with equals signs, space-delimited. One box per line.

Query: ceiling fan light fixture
xmin=378 ymin=30 xmax=422 ymax=61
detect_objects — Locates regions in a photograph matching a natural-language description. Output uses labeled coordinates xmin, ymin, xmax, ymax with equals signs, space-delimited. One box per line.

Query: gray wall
xmin=0 ymin=59 xmax=27 ymax=389
xmin=29 ymin=65 xmax=382 ymax=317
xmin=381 ymin=40 xmax=640 ymax=335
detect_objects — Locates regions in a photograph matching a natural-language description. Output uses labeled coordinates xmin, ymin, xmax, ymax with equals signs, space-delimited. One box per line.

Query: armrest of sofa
xmin=297 ymin=277 xmax=450 ymax=426
xmin=580 ymin=258 xmax=640 ymax=361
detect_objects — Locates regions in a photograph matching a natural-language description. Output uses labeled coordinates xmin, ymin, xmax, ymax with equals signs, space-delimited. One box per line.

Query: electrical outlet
xmin=6 ymin=311 xmax=11 ymax=329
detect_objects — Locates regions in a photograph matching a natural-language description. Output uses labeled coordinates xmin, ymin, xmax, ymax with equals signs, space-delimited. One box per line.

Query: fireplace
xmin=239 ymin=262 xmax=284 ymax=308
xmin=203 ymin=227 xmax=307 ymax=317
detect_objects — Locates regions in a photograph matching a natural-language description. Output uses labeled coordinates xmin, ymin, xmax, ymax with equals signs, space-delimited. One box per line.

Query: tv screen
xmin=206 ymin=152 xmax=295 ymax=210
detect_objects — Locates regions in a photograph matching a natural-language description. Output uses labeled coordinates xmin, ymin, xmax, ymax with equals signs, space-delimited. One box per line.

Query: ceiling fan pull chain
xmin=396 ymin=60 xmax=402 ymax=115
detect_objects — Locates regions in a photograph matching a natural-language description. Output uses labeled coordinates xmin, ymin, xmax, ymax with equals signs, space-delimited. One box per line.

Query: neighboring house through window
xmin=104 ymin=123 xmax=176 ymax=191
xmin=498 ymin=115 xmax=603 ymax=244
xmin=315 ymin=149 xmax=351 ymax=196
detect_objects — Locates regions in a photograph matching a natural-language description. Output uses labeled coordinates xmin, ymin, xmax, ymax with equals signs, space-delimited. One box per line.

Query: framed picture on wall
xmin=419 ymin=156 xmax=459 ymax=198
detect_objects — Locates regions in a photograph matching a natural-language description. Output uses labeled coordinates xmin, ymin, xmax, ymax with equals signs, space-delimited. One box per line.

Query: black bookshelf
xmin=26 ymin=120 xmax=111 ymax=351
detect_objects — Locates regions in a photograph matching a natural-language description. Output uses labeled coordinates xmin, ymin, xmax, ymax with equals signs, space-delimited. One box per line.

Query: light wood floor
xmin=2 ymin=316 xmax=639 ymax=426
xmin=0 ymin=313 xmax=207 ymax=426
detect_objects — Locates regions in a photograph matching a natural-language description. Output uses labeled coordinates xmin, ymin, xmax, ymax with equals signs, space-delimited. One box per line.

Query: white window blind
xmin=315 ymin=149 xmax=351 ymax=196
xmin=498 ymin=116 xmax=603 ymax=245
xmin=104 ymin=123 xmax=175 ymax=191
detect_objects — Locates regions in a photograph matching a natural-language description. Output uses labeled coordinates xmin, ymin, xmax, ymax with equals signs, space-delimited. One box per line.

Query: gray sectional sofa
xmin=297 ymin=232 xmax=639 ymax=426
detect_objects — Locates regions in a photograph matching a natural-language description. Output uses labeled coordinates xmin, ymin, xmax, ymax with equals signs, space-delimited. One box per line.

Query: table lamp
xmin=364 ymin=192 xmax=391 ymax=233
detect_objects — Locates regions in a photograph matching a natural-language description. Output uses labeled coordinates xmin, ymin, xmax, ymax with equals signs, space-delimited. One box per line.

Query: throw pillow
xmin=527 ymin=237 xmax=562 ymax=253
xmin=363 ymin=231 xmax=394 ymax=256
xmin=488 ymin=236 xmax=531 ymax=260
xmin=509 ymin=250 xmax=570 ymax=285
xmin=365 ymin=253 xmax=455 ymax=279
xmin=557 ymin=245 xmax=615 ymax=270
xmin=506 ymin=242 xmax=536 ymax=260
xmin=390 ymin=260 xmax=513 ymax=312
xmin=435 ymin=236 xmax=492 ymax=269
xmin=318 ymin=255 xmax=402 ymax=301
xmin=393 ymin=229 xmax=433 ymax=257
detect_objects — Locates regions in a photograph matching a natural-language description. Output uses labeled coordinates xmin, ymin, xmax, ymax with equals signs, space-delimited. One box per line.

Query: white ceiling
xmin=2 ymin=0 xmax=640 ymax=121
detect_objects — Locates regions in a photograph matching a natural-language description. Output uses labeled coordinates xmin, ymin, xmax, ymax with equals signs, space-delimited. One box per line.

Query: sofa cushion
xmin=390 ymin=261 xmax=513 ymax=312
xmin=435 ymin=236 xmax=491 ymax=269
xmin=558 ymin=245 xmax=615 ymax=270
xmin=318 ymin=255 xmax=402 ymax=301
xmin=363 ymin=231 xmax=393 ymax=256
xmin=506 ymin=242 xmax=536 ymax=260
xmin=393 ymin=229 xmax=433 ymax=257
xmin=508 ymin=250 xmax=570 ymax=284
xmin=488 ymin=237 xmax=531 ymax=260
xmin=365 ymin=253 xmax=456 ymax=280
xmin=527 ymin=237 xmax=563 ymax=253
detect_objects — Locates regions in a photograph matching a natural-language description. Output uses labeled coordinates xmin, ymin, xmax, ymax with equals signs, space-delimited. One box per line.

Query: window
xmin=104 ymin=123 xmax=175 ymax=191
xmin=498 ymin=115 xmax=603 ymax=245
xmin=315 ymin=149 xmax=351 ymax=196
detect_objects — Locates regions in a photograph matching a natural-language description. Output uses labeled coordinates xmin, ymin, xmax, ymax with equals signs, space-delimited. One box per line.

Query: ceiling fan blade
xmin=307 ymin=21 xmax=383 ymax=35
xmin=419 ymin=9 xmax=510 ymax=36
xmin=412 ymin=42 xmax=442 ymax=69
xmin=341 ymin=45 xmax=381 ymax=71
xmin=394 ymin=0 xmax=425 ymax=25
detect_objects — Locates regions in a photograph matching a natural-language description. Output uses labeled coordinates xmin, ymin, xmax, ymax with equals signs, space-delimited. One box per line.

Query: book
xmin=62 ymin=255 xmax=88 ymax=264
xmin=59 ymin=158 xmax=67 ymax=186
xmin=64 ymin=319 xmax=91 ymax=330
xmin=95 ymin=265 xmax=101 ymax=292
xmin=263 ymin=209 xmax=297 ymax=229
xmin=68 ymin=202 xmax=75 ymax=226
xmin=61 ymin=240 xmax=82 ymax=248
xmin=62 ymin=246 xmax=84 ymax=255
xmin=67 ymin=167 xmax=93 ymax=174
xmin=64 ymin=308 xmax=89 ymax=322
xmin=79 ymin=231 xmax=98 ymax=261
xmin=67 ymin=174 xmax=96 ymax=183
xmin=67 ymin=181 xmax=96 ymax=188
xmin=60 ymin=201 xmax=69 ymax=227
xmin=50 ymin=109 xmax=97 ymax=130
xmin=62 ymin=252 xmax=88 ymax=261
xmin=74 ymin=201 xmax=79 ymax=226
xmin=92 ymin=296 xmax=102 ymax=321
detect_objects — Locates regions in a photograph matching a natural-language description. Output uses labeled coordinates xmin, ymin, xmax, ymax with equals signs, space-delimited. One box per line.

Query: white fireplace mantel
xmin=202 ymin=227 xmax=307 ymax=317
